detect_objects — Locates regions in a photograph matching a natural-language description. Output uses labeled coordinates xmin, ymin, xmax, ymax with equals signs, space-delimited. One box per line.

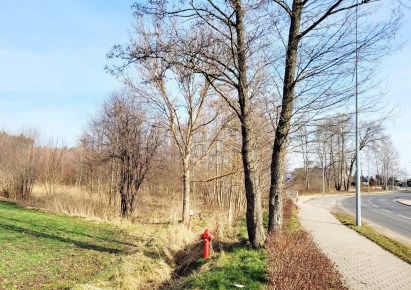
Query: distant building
xmin=361 ymin=176 xmax=369 ymax=186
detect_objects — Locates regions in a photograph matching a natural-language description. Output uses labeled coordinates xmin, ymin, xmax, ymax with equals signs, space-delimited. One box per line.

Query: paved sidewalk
xmin=299 ymin=195 xmax=411 ymax=290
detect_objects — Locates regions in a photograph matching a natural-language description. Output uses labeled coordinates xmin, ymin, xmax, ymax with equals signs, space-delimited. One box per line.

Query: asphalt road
xmin=340 ymin=191 xmax=411 ymax=242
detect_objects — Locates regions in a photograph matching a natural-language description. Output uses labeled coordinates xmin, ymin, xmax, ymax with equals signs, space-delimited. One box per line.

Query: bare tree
xmin=108 ymin=0 xmax=269 ymax=247
xmin=0 ymin=130 xmax=39 ymax=200
xmin=39 ymin=139 xmax=67 ymax=195
xmin=107 ymin=0 xmax=401 ymax=243
xmin=373 ymin=135 xmax=402 ymax=190
xmin=267 ymin=0 xmax=402 ymax=232
xmin=83 ymin=91 xmax=161 ymax=218
xmin=127 ymin=51 xmax=225 ymax=223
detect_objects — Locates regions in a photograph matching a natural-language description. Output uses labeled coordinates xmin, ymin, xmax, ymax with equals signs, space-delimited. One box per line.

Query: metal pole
xmin=322 ymin=141 xmax=326 ymax=197
xmin=323 ymin=152 xmax=325 ymax=197
xmin=355 ymin=0 xmax=361 ymax=227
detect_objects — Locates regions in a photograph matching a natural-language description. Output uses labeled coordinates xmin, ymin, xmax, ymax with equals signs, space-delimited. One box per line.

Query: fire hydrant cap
xmin=201 ymin=229 xmax=213 ymax=240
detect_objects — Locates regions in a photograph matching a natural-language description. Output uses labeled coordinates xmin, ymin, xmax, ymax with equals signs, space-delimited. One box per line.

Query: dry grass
xmin=9 ymin=183 xmax=271 ymax=289
xmin=267 ymin=199 xmax=347 ymax=290
xmin=30 ymin=184 xmax=119 ymax=220
xmin=78 ymin=251 xmax=172 ymax=290
xmin=30 ymin=184 xmax=218 ymax=225
xmin=8 ymin=183 xmax=347 ymax=289
xmin=74 ymin=221 xmax=201 ymax=290
xmin=8 ymin=183 xmax=225 ymax=289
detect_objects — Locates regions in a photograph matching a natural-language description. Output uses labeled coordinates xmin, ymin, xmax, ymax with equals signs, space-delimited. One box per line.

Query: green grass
xmin=175 ymin=214 xmax=268 ymax=290
xmin=332 ymin=212 xmax=411 ymax=264
xmin=176 ymin=205 xmax=300 ymax=289
xmin=0 ymin=201 xmax=135 ymax=289
xmin=177 ymin=246 xmax=267 ymax=289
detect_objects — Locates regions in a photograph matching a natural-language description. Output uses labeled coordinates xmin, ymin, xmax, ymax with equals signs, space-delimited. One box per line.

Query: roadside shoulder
xmin=334 ymin=196 xmax=411 ymax=247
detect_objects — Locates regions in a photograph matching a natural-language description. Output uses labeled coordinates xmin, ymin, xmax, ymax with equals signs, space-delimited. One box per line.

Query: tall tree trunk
xmin=241 ymin=118 xmax=265 ymax=247
xmin=268 ymin=0 xmax=302 ymax=233
xmin=182 ymin=157 xmax=191 ymax=223
xmin=120 ymin=168 xmax=128 ymax=218
xmin=235 ymin=0 xmax=265 ymax=247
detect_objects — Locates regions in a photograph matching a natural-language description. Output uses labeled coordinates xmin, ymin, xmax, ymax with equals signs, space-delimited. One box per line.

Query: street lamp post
xmin=355 ymin=0 xmax=361 ymax=227
xmin=322 ymin=141 xmax=326 ymax=197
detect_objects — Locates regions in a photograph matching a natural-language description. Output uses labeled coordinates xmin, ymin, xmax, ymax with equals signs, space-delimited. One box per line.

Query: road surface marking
xmin=397 ymin=214 xmax=411 ymax=220
xmin=372 ymin=204 xmax=379 ymax=208
xmin=381 ymin=208 xmax=391 ymax=213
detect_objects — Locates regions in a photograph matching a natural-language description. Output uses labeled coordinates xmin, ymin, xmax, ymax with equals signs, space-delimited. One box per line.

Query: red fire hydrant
xmin=200 ymin=229 xmax=214 ymax=259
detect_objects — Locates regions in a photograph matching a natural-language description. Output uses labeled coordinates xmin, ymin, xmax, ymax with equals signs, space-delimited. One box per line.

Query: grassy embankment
xmin=0 ymin=200 xmax=134 ymax=289
xmin=1 ymin=196 xmax=348 ymax=290
xmin=173 ymin=218 xmax=268 ymax=289
xmin=0 ymin=200 xmax=195 ymax=289
xmin=0 ymin=196 xmax=266 ymax=289
xmin=333 ymin=212 xmax=411 ymax=264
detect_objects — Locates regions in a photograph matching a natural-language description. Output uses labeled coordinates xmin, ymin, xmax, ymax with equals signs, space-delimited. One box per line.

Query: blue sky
xmin=0 ymin=0 xmax=134 ymax=144
xmin=0 ymin=1 xmax=410 ymax=176
xmin=379 ymin=8 xmax=411 ymax=177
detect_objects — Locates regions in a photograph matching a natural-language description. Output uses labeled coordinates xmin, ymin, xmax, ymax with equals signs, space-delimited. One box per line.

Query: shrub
xmin=266 ymin=199 xmax=346 ymax=290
